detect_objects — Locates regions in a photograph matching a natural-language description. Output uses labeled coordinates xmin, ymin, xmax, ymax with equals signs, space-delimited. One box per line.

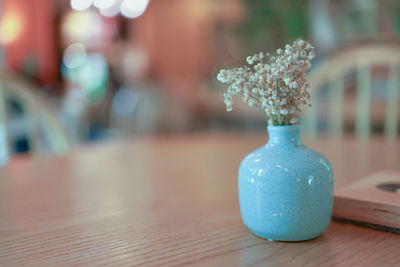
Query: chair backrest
xmin=301 ymin=44 xmax=400 ymax=140
xmin=0 ymin=74 xmax=69 ymax=165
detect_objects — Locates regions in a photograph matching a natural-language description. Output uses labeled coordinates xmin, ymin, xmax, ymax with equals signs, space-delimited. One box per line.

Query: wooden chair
xmin=0 ymin=74 xmax=69 ymax=166
xmin=301 ymin=44 xmax=400 ymax=140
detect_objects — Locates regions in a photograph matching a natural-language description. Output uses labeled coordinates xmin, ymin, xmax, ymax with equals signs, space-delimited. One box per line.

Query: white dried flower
xmin=297 ymin=39 xmax=305 ymax=47
xmin=216 ymin=69 xmax=228 ymax=83
xmin=280 ymin=109 xmax=289 ymax=115
xmin=217 ymin=39 xmax=315 ymax=125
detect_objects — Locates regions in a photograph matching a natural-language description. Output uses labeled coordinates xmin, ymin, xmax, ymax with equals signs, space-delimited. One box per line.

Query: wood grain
xmin=0 ymin=133 xmax=399 ymax=266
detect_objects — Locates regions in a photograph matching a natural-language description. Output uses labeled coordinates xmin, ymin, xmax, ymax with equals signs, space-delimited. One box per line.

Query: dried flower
xmin=216 ymin=39 xmax=315 ymax=125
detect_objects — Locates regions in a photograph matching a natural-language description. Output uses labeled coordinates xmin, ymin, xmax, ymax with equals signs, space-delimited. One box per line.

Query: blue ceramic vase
xmin=238 ymin=125 xmax=333 ymax=241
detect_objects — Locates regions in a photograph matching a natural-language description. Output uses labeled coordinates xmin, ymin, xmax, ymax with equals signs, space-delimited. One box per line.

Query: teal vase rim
xmin=267 ymin=125 xmax=302 ymax=130
xmin=266 ymin=125 xmax=302 ymax=145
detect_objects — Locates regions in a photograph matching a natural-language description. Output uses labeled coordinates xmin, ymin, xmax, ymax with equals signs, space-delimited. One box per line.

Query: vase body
xmin=238 ymin=126 xmax=333 ymax=241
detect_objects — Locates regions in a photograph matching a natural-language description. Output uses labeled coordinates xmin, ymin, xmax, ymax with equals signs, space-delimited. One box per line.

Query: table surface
xmin=0 ymin=133 xmax=399 ymax=266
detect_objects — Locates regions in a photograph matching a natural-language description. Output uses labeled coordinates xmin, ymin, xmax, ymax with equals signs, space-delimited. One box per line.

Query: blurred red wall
xmin=2 ymin=0 xmax=58 ymax=84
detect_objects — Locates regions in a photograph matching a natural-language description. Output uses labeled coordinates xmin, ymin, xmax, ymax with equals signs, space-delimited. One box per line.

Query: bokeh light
xmin=79 ymin=53 xmax=108 ymax=103
xmin=62 ymin=53 xmax=108 ymax=105
xmin=0 ymin=10 xmax=23 ymax=45
xmin=70 ymin=0 xmax=93 ymax=11
xmin=93 ymin=0 xmax=117 ymax=10
xmin=63 ymin=43 xmax=87 ymax=69
xmin=99 ymin=0 xmax=122 ymax=18
xmin=62 ymin=11 xmax=103 ymax=45
xmin=112 ymin=88 xmax=137 ymax=116
xmin=120 ymin=0 xmax=149 ymax=19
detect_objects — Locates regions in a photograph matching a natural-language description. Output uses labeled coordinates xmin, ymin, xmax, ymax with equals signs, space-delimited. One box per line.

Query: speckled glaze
xmin=238 ymin=126 xmax=333 ymax=241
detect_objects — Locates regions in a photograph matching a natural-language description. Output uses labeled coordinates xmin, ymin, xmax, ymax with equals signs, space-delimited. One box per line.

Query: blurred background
xmin=0 ymin=0 xmax=400 ymax=162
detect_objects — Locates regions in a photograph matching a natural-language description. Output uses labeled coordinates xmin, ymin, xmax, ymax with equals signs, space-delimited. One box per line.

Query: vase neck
xmin=267 ymin=126 xmax=302 ymax=146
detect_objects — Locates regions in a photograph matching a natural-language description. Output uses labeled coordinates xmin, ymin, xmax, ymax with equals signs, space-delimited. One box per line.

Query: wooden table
xmin=0 ymin=133 xmax=399 ymax=266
